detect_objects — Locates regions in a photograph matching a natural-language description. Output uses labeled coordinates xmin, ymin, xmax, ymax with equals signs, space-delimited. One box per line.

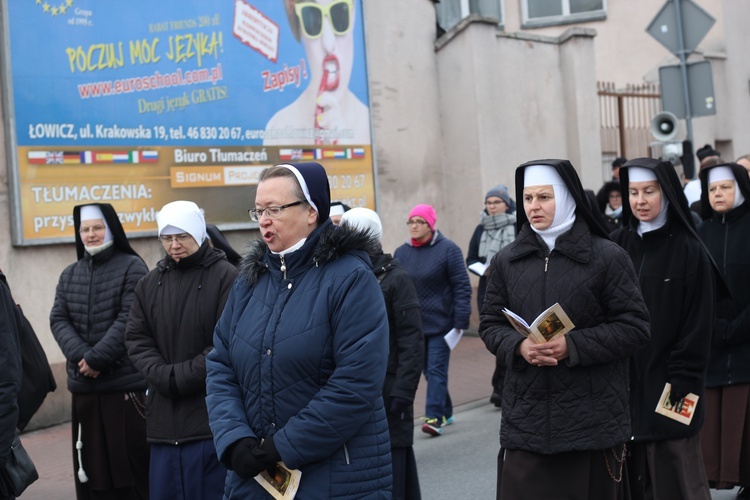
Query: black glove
xmin=260 ymin=436 xmax=282 ymax=475
xmin=389 ymin=397 xmax=410 ymax=416
xmin=668 ymin=379 xmax=691 ymax=407
xmin=228 ymin=438 xmax=266 ymax=479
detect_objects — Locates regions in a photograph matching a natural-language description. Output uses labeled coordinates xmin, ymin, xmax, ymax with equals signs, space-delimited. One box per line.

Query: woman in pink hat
xmin=394 ymin=204 xmax=472 ymax=437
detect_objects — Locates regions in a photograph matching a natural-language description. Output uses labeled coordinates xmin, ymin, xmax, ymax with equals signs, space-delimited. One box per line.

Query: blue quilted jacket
xmin=394 ymin=231 xmax=472 ymax=336
xmin=206 ymin=221 xmax=392 ymax=499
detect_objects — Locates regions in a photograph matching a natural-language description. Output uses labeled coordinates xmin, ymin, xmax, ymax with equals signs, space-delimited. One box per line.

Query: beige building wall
xmin=502 ymin=0 xmax=725 ymax=89
xmin=433 ymin=19 xmax=601 ymax=251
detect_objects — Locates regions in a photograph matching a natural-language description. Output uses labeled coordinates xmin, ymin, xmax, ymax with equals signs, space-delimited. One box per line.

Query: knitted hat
xmin=408 ymin=204 xmax=437 ymax=231
xmin=156 ymin=201 xmax=206 ymax=244
xmin=79 ymin=204 xmax=113 ymax=245
xmin=278 ymin=162 xmax=331 ymax=223
xmin=340 ymin=207 xmax=383 ymax=241
xmin=485 ymin=184 xmax=516 ymax=213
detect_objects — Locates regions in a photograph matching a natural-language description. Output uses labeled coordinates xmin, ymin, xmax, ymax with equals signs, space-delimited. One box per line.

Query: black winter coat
xmin=697 ymin=162 xmax=750 ymax=387
xmin=372 ymin=252 xmax=424 ymax=448
xmin=0 ymin=272 xmax=21 ymax=469
xmin=480 ymin=218 xmax=650 ymax=454
xmin=611 ymin=219 xmax=713 ymax=440
xmin=50 ymin=245 xmax=148 ymax=394
xmin=612 ymin=158 xmax=715 ymax=441
xmin=126 ymin=241 xmax=237 ymax=444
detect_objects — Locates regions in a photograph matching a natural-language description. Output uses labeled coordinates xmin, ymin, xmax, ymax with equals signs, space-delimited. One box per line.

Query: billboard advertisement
xmin=1 ymin=0 xmax=374 ymax=244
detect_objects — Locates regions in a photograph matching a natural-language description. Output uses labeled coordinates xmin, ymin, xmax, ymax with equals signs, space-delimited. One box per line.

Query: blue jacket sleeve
xmin=447 ymin=242 xmax=472 ymax=330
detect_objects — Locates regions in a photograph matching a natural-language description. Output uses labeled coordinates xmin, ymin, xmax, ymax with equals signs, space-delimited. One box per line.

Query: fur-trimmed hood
xmin=238 ymin=220 xmax=380 ymax=286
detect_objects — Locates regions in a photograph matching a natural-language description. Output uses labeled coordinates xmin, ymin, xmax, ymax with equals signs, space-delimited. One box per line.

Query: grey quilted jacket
xmin=479 ymin=218 xmax=650 ymax=454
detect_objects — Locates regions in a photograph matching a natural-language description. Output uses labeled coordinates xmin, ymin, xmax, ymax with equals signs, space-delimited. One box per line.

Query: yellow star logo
xmin=39 ymin=0 xmax=74 ymax=16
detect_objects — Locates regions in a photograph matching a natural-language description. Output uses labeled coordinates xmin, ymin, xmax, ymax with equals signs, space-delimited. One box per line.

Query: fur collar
xmin=238 ymin=222 xmax=379 ymax=286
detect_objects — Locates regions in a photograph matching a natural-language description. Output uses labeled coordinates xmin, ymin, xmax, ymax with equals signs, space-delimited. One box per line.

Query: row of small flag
xmin=28 ymin=150 xmax=159 ymax=165
xmin=279 ymin=148 xmax=366 ymax=162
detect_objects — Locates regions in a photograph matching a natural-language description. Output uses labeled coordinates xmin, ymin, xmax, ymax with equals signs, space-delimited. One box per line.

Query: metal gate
xmin=598 ymin=81 xmax=661 ymax=160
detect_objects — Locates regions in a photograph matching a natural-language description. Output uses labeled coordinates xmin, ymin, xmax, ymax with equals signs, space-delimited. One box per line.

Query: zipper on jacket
xmin=280 ymin=254 xmax=287 ymax=280
xmin=343 ymin=443 xmax=350 ymax=465
xmin=721 ymin=215 xmax=728 ymax=276
xmin=542 ymin=254 xmax=550 ymax=451
xmin=87 ymin=265 xmax=96 ymax=336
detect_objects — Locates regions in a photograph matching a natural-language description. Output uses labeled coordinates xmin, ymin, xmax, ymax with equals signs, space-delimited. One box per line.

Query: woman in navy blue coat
xmin=394 ymin=204 xmax=472 ymax=437
xmin=206 ymin=163 xmax=392 ymax=499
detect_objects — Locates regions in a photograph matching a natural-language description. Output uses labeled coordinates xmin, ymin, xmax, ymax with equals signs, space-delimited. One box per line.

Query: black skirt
xmin=497 ymin=447 xmax=628 ymax=500
xmin=71 ymin=392 xmax=149 ymax=500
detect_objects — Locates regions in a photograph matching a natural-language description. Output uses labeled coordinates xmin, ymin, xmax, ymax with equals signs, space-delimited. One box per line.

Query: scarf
xmin=478 ymin=212 xmax=516 ymax=259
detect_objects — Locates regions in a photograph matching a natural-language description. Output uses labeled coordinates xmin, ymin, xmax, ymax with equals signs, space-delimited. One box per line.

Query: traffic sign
xmin=646 ymin=0 xmax=715 ymax=55
xmin=659 ymin=60 xmax=715 ymax=119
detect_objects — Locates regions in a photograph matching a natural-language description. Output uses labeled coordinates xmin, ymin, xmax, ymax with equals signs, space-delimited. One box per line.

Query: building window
xmin=523 ymin=0 xmax=606 ymax=28
xmin=436 ymin=0 xmax=504 ymax=35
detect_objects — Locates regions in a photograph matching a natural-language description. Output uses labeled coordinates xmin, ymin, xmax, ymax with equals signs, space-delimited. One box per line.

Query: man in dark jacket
xmin=341 ymin=207 xmax=424 ymax=500
xmin=50 ymin=203 xmax=149 ymax=499
xmin=0 ymin=270 xmax=22 ymax=500
xmin=126 ymin=201 xmax=237 ymax=500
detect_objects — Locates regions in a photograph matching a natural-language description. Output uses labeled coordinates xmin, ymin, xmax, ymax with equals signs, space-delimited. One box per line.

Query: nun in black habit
xmin=479 ymin=159 xmax=650 ymax=500
xmin=611 ymin=157 xmax=716 ymax=500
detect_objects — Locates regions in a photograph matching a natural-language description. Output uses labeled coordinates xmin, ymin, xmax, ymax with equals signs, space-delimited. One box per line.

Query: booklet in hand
xmin=468 ymin=261 xmax=488 ymax=277
xmin=502 ymin=302 xmax=575 ymax=344
xmin=654 ymin=382 xmax=699 ymax=426
xmin=255 ymin=461 xmax=301 ymax=499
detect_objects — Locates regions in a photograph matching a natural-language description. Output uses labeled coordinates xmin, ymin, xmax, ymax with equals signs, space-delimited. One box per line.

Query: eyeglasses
xmin=249 ymin=201 xmax=306 ymax=222
xmin=79 ymin=225 xmax=106 ymax=234
xmin=294 ymin=0 xmax=353 ymax=39
xmin=159 ymin=233 xmax=192 ymax=245
xmin=406 ymin=219 xmax=428 ymax=227
xmin=485 ymin=200 xmax=506 ymax=206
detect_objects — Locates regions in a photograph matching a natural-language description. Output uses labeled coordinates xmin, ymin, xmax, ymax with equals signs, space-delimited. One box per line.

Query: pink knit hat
xmin=408 ymin=204 xmax=437 ymax=230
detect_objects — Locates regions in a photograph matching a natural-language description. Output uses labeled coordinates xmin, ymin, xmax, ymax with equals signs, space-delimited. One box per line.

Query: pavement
xmin=19 ymin=333 xmax=498 ymax=499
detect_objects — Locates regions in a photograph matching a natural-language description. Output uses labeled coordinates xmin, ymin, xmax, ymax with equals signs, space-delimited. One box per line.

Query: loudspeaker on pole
xmin=650 ymin=111 xmax=679 ymax=142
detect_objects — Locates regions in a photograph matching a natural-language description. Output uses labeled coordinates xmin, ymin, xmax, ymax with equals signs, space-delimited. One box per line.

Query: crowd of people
xmin=3 ymin=148 xmax=750 ymax=499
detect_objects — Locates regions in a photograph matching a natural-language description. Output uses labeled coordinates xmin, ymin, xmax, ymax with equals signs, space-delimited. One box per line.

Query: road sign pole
xmin=674 ymin=0 xmax=695 ymax=153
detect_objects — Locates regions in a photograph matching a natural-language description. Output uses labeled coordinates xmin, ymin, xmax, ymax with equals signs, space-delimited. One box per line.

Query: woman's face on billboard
xmin=295 ymin=0 xmax=355 ymax=101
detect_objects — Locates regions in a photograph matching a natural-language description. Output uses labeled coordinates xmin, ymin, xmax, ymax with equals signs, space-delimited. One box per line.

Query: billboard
xmin=1 ymin=0 xmax=374 ymax=244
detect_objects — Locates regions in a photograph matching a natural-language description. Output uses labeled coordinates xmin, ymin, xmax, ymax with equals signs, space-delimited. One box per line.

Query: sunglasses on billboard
xmin=294 ymin=0 xmax=353 ymax=39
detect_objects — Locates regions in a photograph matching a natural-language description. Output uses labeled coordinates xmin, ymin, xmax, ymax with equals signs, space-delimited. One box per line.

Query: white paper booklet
xmin=443 ymin=328 xmax=463 ymax=350
xmin=468 ymin=262 xmax=488 ymax=276
xmin=501 ymin=303 xmax=574 ymax=344
xmin=255 ymin=461 xmax=301 ymax=500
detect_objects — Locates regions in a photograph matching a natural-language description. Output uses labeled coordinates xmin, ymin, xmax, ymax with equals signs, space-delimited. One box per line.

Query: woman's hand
xmin=78 ymin=358 xmax=100 ymax=378
xmin=519 ymin=336 xmax=569 ymax=366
